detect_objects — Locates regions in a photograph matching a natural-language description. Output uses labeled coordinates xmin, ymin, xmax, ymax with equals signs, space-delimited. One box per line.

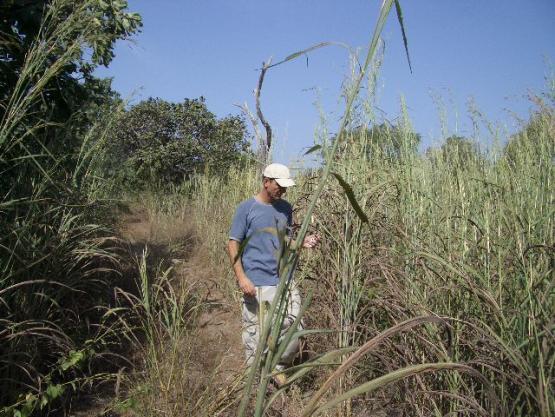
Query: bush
xmin=104 ymin=97 xmax=252 ymax=190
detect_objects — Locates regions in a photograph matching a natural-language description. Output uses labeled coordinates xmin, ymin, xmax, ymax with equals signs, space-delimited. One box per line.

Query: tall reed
xmin=162 ymin=35 xmax=553 ymax=417
xmin=232 ymin=2 xmax=493 ymax=416
xmin=302 ymin=91 xmax=554 ymax=416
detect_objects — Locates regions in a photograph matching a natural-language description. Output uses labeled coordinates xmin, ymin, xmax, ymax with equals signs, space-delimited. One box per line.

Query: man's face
xmin=264 ymin=178 xmax=287 ymax=201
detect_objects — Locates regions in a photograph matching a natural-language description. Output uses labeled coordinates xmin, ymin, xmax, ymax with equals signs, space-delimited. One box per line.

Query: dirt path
xmin=71 ymin=206 xmax=246 ymax=416
xmin=120 ymin=205 xmax=246 ymax=399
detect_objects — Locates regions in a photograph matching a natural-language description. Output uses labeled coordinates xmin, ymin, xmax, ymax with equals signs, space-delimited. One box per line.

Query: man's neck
xmin=256 ymin=190 xmax=273 ymax=204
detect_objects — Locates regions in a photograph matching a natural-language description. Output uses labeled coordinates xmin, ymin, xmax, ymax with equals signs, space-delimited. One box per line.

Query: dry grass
xmin=69 ymin=201 xmax=247 ymax=417
xmin=122 ymin=93 xmax=554 ymax=417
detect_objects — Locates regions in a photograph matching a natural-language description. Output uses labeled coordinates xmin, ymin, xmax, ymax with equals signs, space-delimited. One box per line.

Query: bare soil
xmin=68 ymin=205 xmax=245 ymax=416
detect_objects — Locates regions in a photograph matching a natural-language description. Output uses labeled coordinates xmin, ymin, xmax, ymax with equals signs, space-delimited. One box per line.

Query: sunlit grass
xmin=148 ymin=76 xmax=554 ymax=417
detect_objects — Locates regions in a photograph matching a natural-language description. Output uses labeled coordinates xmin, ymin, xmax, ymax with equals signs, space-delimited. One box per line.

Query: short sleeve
xmin=229 ymin=201 xmax=248 ymax=242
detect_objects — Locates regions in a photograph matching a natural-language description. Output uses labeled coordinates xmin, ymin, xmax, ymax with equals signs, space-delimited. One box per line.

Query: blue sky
xmin=96 ymin=1 xmax=554 ymax=166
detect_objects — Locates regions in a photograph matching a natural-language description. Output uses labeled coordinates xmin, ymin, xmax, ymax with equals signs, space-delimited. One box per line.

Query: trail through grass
xmin=66 ymin=203 xmax=248 ymax=417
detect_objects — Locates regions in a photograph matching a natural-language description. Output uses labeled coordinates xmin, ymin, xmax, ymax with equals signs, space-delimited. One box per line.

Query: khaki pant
xmin=241 ymin=285 xmax=302 ymax=370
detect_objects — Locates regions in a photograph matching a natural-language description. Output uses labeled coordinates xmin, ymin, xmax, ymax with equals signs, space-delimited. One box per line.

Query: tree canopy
xmin=333 ymin=122 xmax=421 ymax=163
xmin=0 ymin=0 xmax=142 ymax=195
xmin=425 ymin=135 xmax=483 ymax=171
xmin=503 ymin=106 xmax=554 ymax=167
xmin=0 ymin=0 xmax=142 ymax=141
xmin=107 ymin=97 xmax=252 ymax=188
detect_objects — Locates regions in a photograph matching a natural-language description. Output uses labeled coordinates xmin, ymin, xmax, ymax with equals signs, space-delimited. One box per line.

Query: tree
xmin=108 ymin=97 xmax=252 ymax=187
xmin=0 ymin=0 xmax=141 ymax=151
xmin=365 ymin=122 xmax=420 ymax=161
xmin=332 ymin=123 xmax=421 ymax=163
xmin=1 ymin=0 xmax=141 ymax=108
xmin=426 ymin=135 xmax=483 ymax=171
xmin=0 ymin=0 xmax=142 ymax=194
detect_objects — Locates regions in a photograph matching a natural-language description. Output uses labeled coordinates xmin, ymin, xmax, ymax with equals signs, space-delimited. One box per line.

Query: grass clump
xmin=146 ymin=71 xmax=554 ymax=417
xmin=0 ymin=0 xmax=142 ymax=413
xmin=300 ymin=92 xmax=554 ymax=416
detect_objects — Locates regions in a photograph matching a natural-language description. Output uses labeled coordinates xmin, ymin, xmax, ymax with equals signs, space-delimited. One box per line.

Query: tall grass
xmin=122 ymin=95 xmax=552 ymax=416
xmin=144 ymin=62 xmax=554 ymax=417
xmin=232 ymin=2 xmax=484 ymax=416
xmin=301 ymin=91 xmax=554 ymax=416
xmin=0 ymin=1 xmax=134 ymax=413
xmin=110 ymin=249 xmax=217 ymax=416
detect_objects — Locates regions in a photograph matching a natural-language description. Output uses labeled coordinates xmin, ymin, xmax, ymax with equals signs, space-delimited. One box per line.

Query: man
xmin=228 ymin=163 xmax=319 ymax=385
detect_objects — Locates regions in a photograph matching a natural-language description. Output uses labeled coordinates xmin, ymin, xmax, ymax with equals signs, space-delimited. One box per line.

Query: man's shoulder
xmin=236 ymin=197 xmax=256 ymax=212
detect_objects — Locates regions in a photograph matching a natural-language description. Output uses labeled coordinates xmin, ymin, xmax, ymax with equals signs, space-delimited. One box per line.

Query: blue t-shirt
xmin=229 ymin=197 xmax=293 ymax=286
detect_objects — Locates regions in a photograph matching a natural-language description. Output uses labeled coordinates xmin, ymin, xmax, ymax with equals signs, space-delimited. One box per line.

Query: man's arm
xmin=227 ymin=239 xmax=256 ymax=297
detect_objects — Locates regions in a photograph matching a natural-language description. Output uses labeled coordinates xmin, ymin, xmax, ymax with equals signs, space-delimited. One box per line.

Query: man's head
xmin=262 ymin=163 xmax=295 ymax=202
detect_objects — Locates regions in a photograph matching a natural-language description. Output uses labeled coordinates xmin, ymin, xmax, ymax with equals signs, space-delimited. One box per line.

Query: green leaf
xmin=304 ymin=144 xmax=322 ymax=155
xmin=310 ymin=363 xmax=484 ymax=416
xmin=268 ymin=41 xmax=350 ymax=69
xmin=394 ymin=0 xmax=412 ymax=73
xmin=45 ymin=384 xmax=64 ymax=400
xmin=14 ymin=394 xmax=38 ymax=417
xmin=331 ymin=172 xmax=368 ymax=223
xmin=60 ymin=350 xmax=85 ymax=371
xmin=263 ymin=347 xmax=357 ymax=415
xmin=114 ymin=397 xmax=139 ymax=412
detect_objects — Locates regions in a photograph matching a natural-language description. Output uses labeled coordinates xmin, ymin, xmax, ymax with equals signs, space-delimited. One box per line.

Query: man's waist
xmin=244 ymin=270 xmax=279 ymax=287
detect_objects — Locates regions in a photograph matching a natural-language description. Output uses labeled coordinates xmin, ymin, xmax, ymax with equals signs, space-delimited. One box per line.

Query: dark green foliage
xmin=394 ymin=0 xmax=412 ymax=73
xmin=331 ymin=172 xmax=369 ymax=223
xmin=106 ymin=97 xmax=252 ymax=189
xmin=0 ymin=0 xmax=141 ymax=196
xmin=0 ymin=0 xmax=142 ymax=412
xmin=0 ymin=0 xmax=142 ymax=103
xmin=367 ymin=122 xmax=420 ymax=161
xmin=335 ymin=122 xmax=421 ymax=163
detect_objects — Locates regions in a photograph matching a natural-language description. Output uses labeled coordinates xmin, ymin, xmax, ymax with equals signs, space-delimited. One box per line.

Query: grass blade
xmin=331 ymin=172 xmax=368 ymax=223
xmin=310 ymin=363 xmax=494 ymax=416
xmin=302 ymin=316 xmax=446 ymax=416
xmin=304 ymin=144 xmax=322 ymax=155
xmin=394 ymin=0 xmax=412 ymax=73
xmin=268 ymin=41 xmax=350 ymax=69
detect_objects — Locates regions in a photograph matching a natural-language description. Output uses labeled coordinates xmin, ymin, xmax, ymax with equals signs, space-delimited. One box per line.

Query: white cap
xmin=263 ymin=163 xmax=295 ymax=187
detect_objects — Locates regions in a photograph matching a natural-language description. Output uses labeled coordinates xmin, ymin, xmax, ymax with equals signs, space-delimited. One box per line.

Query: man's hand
xmin=228 ymin=239 xmax=256 ymax=297
xmin=302 ymin=234 xmax=321 ymax=249
xmin=238 ymin=275 xmax=256 ymax=297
